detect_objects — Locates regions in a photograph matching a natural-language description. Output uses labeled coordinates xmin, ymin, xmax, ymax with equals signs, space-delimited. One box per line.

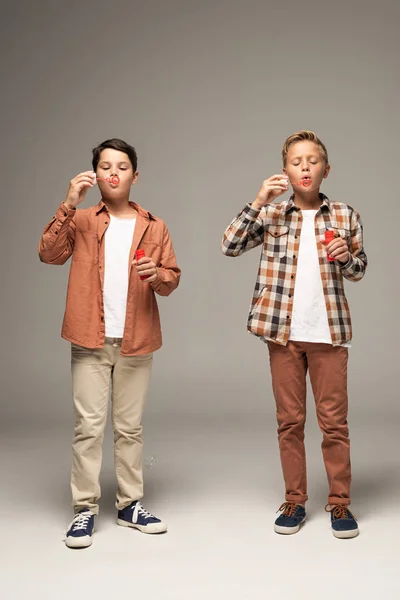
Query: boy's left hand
xmin=132 ymin=256 xmax=158 ymax=283
xmin=323 ymin=237 xmax=350 ymax=264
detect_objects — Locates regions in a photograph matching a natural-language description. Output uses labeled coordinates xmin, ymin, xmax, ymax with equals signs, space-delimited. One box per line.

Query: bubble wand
xmin=96 ymin=175 xmax=120 ymax=185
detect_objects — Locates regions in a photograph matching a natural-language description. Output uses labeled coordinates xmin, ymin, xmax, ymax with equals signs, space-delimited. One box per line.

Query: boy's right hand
xmin=251 ymin=174 xmax=289 ymax=210
xmin=64 ymin=171 xmax=96 ymax=210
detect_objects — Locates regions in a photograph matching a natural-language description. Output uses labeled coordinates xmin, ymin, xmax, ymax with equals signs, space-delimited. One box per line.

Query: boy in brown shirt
xmin=39 ymin=138 xmax=181 ymax=548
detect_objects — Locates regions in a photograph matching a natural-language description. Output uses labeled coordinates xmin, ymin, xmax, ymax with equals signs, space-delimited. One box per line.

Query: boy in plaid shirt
xmin=221 ymin=131 xmax=367 ymax=538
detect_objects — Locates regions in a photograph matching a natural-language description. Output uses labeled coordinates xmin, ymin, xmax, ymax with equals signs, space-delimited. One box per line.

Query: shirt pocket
xmin=138 ymin=240 xmax=162 ymax=264
xmin=72 ymin=229 xmax=99 ymax=264
xmin=264 ymin=225 xmax=289 ymax=258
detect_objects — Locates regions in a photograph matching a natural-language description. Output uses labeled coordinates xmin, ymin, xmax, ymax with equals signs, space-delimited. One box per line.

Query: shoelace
xmin=277 ymin=502 xmax=301 ymax=517
xmin=70 ymin=511 xmax=93 ymax=531
xmin=136 ymin=503 xmax=157 ymax=520
xmin=325 ymin=504 xmax=356 ymax=520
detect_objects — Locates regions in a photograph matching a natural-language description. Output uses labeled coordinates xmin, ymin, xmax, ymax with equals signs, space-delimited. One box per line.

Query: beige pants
xmin=70 ymin=338 xmax=153 ymax=514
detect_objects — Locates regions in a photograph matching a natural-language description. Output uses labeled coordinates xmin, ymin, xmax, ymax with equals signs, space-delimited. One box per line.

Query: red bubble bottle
xmin=324 ymin=230 xmax=336 ymax=262
xmin=135 ymin=249 xmax=150 ymax=279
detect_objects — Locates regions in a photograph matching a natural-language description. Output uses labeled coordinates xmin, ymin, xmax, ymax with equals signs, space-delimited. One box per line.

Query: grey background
xmin=1 ymin=0 xmax=399 ymax=598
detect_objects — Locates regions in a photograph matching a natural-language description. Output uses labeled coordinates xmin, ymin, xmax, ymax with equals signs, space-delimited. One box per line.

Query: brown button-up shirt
xmin=39 ymin=200 xmax=181 ymax=355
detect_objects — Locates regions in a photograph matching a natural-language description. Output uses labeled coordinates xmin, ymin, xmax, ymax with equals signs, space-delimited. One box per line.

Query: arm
xmin=149 ymin=223 xmax=181 ymax=297
xmin=38 ymin=170 xmax=95 ymax=265
xmin=221 ymin=203 xmax=266 ymax=257
xmin=38 ymin=202 xmax=76 ymax=265
xmin=221 ymin=174 xmax=289 ymax=257
xmin=339 ymin=210 xmax=367 ymax=282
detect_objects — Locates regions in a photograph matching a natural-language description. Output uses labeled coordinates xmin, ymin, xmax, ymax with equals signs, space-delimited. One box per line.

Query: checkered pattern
xmin=221 ymin=194 xmax=367 ymax=346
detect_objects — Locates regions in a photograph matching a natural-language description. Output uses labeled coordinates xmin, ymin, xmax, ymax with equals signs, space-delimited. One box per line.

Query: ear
xmin=323 ymin=164 xmax=331 ymax=179
xmin=131 ymin=171 xmax=139 ymax=185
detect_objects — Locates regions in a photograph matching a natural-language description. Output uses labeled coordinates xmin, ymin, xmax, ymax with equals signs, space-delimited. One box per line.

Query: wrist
xmin=150 ymin=267 xmax=161 ymax=284
xmin=251 ymin=199 xmax=265 ymax=211
xmin=339 ymin=254 xmax=351 ymax=266
xmin=63 ymin=200 xmax=75 ymax=211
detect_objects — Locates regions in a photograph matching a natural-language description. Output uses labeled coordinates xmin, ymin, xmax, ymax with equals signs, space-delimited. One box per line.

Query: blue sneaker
xmin=274 ymin=502 xmax=306 ymax=535
xmin=65 ymin=509 xmax=95 ymax=548
xmin=325 ymin=504 xmax=359 ymax=539
xmin=117 ymin=501 xmax=167 ymax=534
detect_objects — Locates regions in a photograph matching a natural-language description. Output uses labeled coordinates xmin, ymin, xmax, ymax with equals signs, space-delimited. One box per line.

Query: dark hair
xmin=92 ymin=138 xmax=138 ymax=172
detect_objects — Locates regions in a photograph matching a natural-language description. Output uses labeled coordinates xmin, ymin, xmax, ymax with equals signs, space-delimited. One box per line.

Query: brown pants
xmin=268 ymin=341 xmax=351 ymax=506
xmin=70 ymin=338 xmax=153 ymax=515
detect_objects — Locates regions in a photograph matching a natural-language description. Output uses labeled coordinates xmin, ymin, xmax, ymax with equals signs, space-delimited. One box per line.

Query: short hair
xmin=92 ymin=138 xmax=138 ymax=172
xmin=282 ymin=130 xmax=328 ymax=166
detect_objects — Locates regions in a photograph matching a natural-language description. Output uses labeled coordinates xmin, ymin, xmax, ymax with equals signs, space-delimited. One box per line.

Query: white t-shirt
xmin=289 ymin=209 xmax=340 ymax=345
xmin=103 ymin=215 xmax=136 ymax=338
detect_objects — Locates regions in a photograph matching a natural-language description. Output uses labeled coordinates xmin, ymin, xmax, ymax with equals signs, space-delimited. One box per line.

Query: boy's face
xmin=96 ymin=148 xmax=138 ymax=200
xmin=283 ymin=141 xmax=330 ymax=191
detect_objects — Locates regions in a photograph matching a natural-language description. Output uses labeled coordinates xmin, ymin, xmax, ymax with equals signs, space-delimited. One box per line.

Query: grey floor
xmin=1 ymin=410 xmax=398 ymax=600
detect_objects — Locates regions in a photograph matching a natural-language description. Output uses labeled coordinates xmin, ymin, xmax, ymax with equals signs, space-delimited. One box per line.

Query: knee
xmin=318 ymin=416 xmax=349 ymax=438
xmin=113 ymin=423 xmax=143 ymax=441
xmin=74 ymin=415 xmax=106 ymax=441
xmin=278 ymin=413 xmax=306 ymax=436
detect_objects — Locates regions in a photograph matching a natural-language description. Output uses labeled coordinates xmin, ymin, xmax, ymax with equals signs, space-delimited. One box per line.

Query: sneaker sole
xmin=332 ymin=527 xmax=359 ymax=539
xmin=65 ymin=534 xmax=93 ymax=548
xmin=274 ymin=517 xmax=306 ymax=535
xmin=117 ymin=518 xmax=167 ymax=534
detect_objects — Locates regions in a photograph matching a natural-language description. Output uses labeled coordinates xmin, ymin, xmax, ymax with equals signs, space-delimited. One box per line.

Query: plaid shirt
xmin=221 ymin=193 xmax=367 ymax=346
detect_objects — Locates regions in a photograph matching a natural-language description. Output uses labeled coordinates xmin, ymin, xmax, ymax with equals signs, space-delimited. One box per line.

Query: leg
xmin=111 ymin=348 xmax=153 ymax=510
xmin=70 ymin=343 xmax=112 ymax=514
xmin=306 ymin=343 xmax=351 ymax=506
xmin=268 ymin=341 xmax=308 ymax=504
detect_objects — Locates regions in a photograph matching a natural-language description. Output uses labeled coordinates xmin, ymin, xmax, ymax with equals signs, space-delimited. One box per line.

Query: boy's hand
xmin=251 ymin=174 xmax=289 ymax=210
xmin=64 ymin=171 xmax=96 ymax=210
xmin=323 ymin=237 xmax=350 ymax=264
xmin=132 ymin=256 xmax=158 ymax=283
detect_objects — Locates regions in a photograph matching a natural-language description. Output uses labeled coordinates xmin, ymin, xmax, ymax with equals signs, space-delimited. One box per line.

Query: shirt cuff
xmin=149 ymin=268 xmax=164 ymax=292
xmin=243 ymin=203 xmax=262 ymax=219
xmin=58 ymin=202 xmax=76 ymax=218
xmin=339 ymin=254 xmax=354 ymax=273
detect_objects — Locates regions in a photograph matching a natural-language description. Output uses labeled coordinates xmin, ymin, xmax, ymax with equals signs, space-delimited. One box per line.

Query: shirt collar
xmin=95 ymin=200 xmax=156 ymax=220
xmin=283 ymin=192 xmax=332 ymax=213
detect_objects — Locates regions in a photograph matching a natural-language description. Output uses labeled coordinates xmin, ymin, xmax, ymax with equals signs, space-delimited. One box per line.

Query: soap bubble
xmin=144 ymin=455 xmax=156 ymax=469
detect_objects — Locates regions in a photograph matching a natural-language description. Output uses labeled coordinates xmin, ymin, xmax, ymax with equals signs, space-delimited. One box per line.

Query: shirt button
xmin=291 ymin=275 xmax=294 ymax=279
xmin=112 ymin=342 xmax=119 ymax=348
xmin=293 ymin=255 xmax=296 ymax=259
xmin=286 ymin=315 xmax=290 ymax=319
xmin=295 ymin=235 xmax=298 ymax=239
xmin=105 ymin=222 xmax=108 ymax=225
xmin=288 ymin=294 xmax=292 ymax=298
